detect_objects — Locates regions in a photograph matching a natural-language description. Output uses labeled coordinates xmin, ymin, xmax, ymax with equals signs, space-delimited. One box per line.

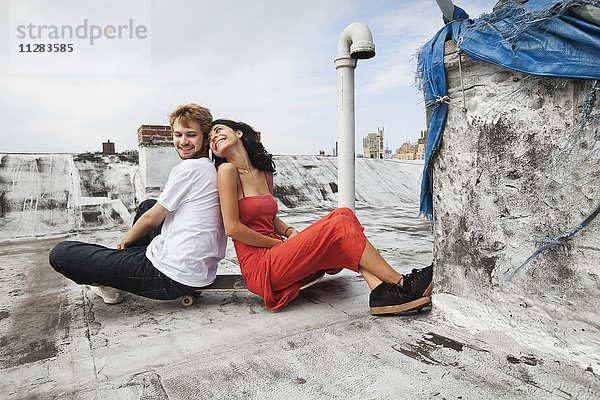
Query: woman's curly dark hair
xmin=210 ymin=119 xmax=276 ymax=172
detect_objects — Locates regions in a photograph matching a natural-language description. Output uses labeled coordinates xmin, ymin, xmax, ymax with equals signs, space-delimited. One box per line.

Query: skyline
xmin=0 ymin=0 xmax=491 ymax=155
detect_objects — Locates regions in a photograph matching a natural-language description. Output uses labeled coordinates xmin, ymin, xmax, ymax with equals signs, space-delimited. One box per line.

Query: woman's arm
xmin=273 ymin=217 xmax=298 ymax=239
xmin=265 ymin=172 xmax=299 ymax=239
xmin=118 ymin=202 xmax=169 ymax=249
xmin=218 ymin=163 xmax=283 ymax=248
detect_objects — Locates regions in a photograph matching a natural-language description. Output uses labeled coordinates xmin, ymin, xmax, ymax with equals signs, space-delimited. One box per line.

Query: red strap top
xmin=235 ymin=170 xmax=279 ymax=237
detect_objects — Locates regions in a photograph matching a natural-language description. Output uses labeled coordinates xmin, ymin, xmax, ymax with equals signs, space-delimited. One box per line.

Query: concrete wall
xmin=433 ymin=41 xmax=600 ymax=367
xmin=0 ymin=153 xmax=425 ymax=240
xmin=0 ymin=153 xmax=140 ymax=240
xmin=273 ymin=156 xmax=423 ymax=209
xmin=137 ymin=125 xmax=181 ymax=200
xmin=138 ymin=146 xmax=181 ymax=200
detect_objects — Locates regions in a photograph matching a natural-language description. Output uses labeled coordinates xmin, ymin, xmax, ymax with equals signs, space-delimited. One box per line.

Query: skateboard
xmin=180 ymin=271 xmax=326 ymax=307
xmin=181 ymin=275 xmax=247 ymax=306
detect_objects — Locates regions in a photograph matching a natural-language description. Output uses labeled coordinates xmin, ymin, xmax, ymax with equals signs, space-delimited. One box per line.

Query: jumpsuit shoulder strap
xmin=235 ymin=168 xmax=246 ymax=198
xmin=264 ymin=171 xmax=272 ymax=193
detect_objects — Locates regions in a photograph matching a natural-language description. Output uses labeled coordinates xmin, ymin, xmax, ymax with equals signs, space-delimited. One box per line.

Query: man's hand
xmin=117 ymin=202 xmax=169 ymax=249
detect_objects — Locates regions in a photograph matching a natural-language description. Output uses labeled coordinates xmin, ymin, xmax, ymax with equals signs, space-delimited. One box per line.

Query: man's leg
xmin=49 ymin=241 xmax=193 ymax=300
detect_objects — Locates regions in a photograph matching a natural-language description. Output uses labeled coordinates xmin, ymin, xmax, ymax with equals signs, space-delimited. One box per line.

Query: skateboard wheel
xmin=181 ymin=295 xmax=194 ymax=307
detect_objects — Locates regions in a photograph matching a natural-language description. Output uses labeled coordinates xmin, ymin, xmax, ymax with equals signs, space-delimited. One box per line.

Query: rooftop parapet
xmin=136 ymin=124 xmax=180 ymax=201
xmin=137 ymin=125 xmax=173 ymax=147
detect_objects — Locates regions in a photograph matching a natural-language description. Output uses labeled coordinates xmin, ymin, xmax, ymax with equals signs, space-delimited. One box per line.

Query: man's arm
xmin=117 ymin=202 xmax=170 ymax=249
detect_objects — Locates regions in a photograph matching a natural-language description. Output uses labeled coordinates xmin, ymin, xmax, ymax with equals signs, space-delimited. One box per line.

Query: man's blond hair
xmin=169 ymin=104 xmax=213 ymax=139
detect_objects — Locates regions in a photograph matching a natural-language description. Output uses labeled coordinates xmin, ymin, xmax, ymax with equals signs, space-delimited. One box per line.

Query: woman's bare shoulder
xmin=217 ymin=162 xmax=237 ymax=175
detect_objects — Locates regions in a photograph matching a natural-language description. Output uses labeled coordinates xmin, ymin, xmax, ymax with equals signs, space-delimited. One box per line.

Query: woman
xmin=209 ymin=119 xmax=432 ymax=314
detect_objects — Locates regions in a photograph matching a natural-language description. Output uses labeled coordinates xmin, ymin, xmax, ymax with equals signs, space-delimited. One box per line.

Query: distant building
xmin=415 ymin=129 xmax=428 ymax=160
xmin=392 ymin=130 xmax=428 ymax=160
xmin=362 ymin=128 xmax=384 ymax=159
xmin=384 ymin=139 xmax=393 ymax=159
xmin=102 ymin=140 xmax=115 ymax=154
xmin=393 ymin=147 xmax=414 ymax=160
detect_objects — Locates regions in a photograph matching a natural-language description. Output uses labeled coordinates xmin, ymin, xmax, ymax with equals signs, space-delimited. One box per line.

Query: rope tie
xmin=443 ymin=17 xmax=468 ymax=27
xmin=432 ymin=37 xmax=468 ymax=112
xmin=435 ymin=95 xmax=450 ymax=104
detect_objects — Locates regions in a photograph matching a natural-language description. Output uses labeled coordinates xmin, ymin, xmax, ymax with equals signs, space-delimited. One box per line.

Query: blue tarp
xmin=417 ymin=0 xmax=600 ymax=219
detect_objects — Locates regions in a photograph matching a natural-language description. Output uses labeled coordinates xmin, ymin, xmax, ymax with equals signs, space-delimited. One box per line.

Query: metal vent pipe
xmin=435 ymin=0 xmax=455 ymax=20
xmin=335 ymin=22 xmax=375 ymax=211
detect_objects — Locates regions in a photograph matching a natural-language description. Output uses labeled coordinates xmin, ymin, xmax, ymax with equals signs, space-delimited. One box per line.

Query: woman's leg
xmin=265 ymin=207 xmax=430 ymax=313
xmin=358 ymin=239 xmax=402 ymax=287
xmin=272 ymin=207 xmax=402 ymax=289
xmin=268 ymin=210 xmax=366 ymax=291
xmin=324 ymin=209 xmax=402 ymax=284
xmin=340 ymin=209 xmax=431 ymax=304
xmin=358 ymin=237 xmax=431 ymax=314
xmin=358 ymin=267 xmax=382 ymax=290
xmin=357 ymin=236 xmax=434 ymax=300
xmin=330 ymin=208 xmax=415 ymax=289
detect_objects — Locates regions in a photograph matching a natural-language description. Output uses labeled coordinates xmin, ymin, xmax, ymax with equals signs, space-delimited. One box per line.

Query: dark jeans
xmin=49 ymin=199 xmax=196 ymax=300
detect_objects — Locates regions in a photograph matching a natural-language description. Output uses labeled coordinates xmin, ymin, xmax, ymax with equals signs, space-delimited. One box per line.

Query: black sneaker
xmin=401 ymin=264 xmax=433 ymax=297
xmin=369 ymin=282 xmax=431 ymax=315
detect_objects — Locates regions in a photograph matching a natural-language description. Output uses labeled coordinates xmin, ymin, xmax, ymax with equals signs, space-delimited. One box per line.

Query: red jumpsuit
xmin=233 ymin=171 xmax=366 ymax=310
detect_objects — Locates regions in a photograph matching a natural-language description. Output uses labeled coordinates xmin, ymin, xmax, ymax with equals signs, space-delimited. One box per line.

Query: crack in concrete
xmin=81 ymin=287 xmax=99 ymax=381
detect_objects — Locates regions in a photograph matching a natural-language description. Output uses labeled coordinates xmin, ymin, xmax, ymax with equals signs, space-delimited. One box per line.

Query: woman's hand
xmin=286 ymin=228 xmax=299 ymax=240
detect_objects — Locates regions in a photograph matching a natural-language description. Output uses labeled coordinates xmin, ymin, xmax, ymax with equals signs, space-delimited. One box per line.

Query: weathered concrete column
xmin=136 ymin=125 xmax=181 ymax=201
xmin=433 ymin=41 xmax=600 ymax=368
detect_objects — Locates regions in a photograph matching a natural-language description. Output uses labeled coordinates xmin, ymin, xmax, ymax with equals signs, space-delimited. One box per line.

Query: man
xmin=49 ymin=104 xmax=227 ymax=304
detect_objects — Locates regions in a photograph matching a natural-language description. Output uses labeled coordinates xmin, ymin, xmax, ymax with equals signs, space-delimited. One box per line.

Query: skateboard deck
xmin=181 ymin=275 xmax=247 ymax=306
xmin=180 ymin=271 xmax=325 ymax=306
xmin=196 ymin=274 xmax=248 ymax=291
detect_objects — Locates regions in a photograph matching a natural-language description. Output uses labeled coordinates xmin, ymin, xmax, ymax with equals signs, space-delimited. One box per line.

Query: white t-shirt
xmin=146 ymin=158 xmax=227 ymax=287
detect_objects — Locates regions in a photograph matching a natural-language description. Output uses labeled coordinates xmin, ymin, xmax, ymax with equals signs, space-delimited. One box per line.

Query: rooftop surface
xmin=2 ymin=206 xmax=598 ymax=399
xmin=0 ymin=154 xmax=598 ymax=399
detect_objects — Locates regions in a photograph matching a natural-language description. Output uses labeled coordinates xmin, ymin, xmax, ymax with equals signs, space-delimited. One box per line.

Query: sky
xmin=0 ymin=0 xmax=491 ymax=155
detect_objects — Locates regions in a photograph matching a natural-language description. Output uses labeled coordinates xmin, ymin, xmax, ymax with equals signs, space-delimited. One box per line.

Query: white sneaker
xmin=92 ymin=286 xmax=124 ymax=304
